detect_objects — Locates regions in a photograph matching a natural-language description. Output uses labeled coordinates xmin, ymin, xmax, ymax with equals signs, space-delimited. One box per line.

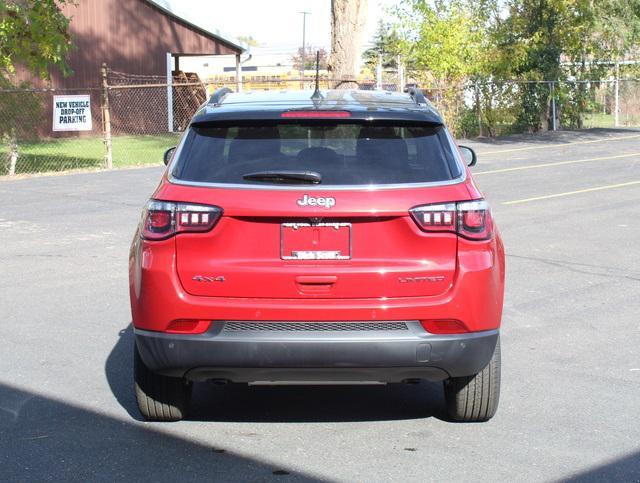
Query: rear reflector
xmin=281 ymin=110 xmax=351 ymax=118
xmin=420 ymin=319 xmax=470 ymax=334
xmin=141 ymin=200 xmax=222 ymax=240
xmin=165 ymin=319 xmax=211 ymax=334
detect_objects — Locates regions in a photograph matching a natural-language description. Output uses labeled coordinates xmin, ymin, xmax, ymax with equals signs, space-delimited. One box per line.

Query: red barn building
xmin=20 ymin=0 xmax=245 ymax=88
xmin=14 ymin=0 xmax=246 ymax=137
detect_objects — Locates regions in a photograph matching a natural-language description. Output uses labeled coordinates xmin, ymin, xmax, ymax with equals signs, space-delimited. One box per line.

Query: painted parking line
xmin=474 ymin=152 xmax=640 ymax=176
xmin=478 ymin=133 xmax=640 ymax=155
xmin=503 ymin=180 xmax=640 ymax=205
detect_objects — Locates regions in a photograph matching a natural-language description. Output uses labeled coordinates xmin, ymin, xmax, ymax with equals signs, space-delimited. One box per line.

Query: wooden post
xmin=101 ymin=63 xmax=113 ymax=169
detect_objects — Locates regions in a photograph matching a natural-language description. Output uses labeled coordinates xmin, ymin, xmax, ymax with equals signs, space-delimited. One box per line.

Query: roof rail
xmin=208 ymin=87 xmax=233 ymax=106
xmin=405 ymin=86 xmax=427 ymax=105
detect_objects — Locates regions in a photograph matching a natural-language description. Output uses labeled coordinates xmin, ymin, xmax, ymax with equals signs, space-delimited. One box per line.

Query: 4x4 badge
xmin=192 ymin=275 xmax=225 ymax=283
xmin=297 ymin=194 xmax=335 ymax=208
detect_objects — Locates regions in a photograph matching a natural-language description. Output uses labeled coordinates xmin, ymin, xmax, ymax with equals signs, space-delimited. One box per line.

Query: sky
xmin=179 ymin=0 xmax=398 ymax=51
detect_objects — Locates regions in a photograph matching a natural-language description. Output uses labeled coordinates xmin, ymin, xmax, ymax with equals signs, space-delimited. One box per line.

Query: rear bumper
xmin=134 ymin=322 xmax=499 ymax=382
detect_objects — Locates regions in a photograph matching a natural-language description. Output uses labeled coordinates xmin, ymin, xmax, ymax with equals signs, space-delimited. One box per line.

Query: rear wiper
xmin=242 ymin=170 xmax=322 ymax=184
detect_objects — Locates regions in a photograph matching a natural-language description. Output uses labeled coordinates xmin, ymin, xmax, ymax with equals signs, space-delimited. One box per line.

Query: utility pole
xmin=299 ymin=11 xmax=310 ymax=89
xmin=235 ymin=53 xmax=242 ymax=92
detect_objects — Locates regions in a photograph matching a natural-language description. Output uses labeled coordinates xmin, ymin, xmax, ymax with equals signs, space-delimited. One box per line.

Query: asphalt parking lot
xmin=1 ymin=128 xmax=639 ymax=482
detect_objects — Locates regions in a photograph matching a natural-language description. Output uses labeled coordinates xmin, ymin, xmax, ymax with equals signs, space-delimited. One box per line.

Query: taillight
xmin=457 ymin=200 xmax=493 ymax=240
xmin=409 ymin=203 xmax=456 ymax=231
xmin=410 ymin=199 xmax=493 ymax=240
xmin=141 ymin=200 xmax=222 ymax=240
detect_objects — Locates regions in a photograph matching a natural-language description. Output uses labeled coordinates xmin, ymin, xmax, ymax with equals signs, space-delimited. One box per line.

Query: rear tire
xmin=134 ymin=345 xmax=191 ymax=421
xmin=443 ymin=336 xmax=501 ymax=422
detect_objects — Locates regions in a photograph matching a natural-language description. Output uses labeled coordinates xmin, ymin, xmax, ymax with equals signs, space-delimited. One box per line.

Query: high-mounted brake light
xmin=141 ymin=200 xmax=222 ymax=240
xmin=281 ymin=110 xmax=351 ymax=118
xmin=410 ymin=199 xmax=493 ymax=240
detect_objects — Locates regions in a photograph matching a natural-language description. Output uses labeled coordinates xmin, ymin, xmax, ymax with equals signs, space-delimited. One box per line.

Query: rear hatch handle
xmin=295 ymin=276 xmax=337 ymax=285
xmin=295 ymin=275 xmax=337 ymax=294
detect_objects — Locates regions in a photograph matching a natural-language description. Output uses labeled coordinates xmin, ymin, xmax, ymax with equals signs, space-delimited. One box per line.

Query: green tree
xmin=389 ymin=0 xmax=640 ymax=135
xmin=395 ymin=1 xmax=485 ymax=82
xmin=0 ymin=0 xmax=74 ymax=81
xmin=362 ymin=20 xmax=402 ymax=70
xmin=0 ymin=0 xmax=74 ymax=174
xmin=591 ymin=0 xmax=640 ymax=58
xmin=493 ymin=0 xmax=640 ymax=131
xmin=392 ymin=0 xmax=489 ymax=132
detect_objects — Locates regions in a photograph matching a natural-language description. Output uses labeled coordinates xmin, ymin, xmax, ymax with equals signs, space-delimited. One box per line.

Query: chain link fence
xmin=431 ymin=79 xmax=640 ymax=138
xmin=0 ymin=87 xmax=105 ymax=176
xmin=1 ymin=71 xmax=639 ymax=178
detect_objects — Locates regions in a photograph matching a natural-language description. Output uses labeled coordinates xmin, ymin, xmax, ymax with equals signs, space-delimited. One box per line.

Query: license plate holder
xmin=281 ymin=223 xmax=351 ymax=260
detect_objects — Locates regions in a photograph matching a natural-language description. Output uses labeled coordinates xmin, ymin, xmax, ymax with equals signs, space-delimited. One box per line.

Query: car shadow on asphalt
xmin=563 ymin=450 xmax=640 ymax=482
xmin=0 ymin=381 xmax=323 ymax=482
xmin=5 ymin=377 xmax=639 ymax=481
xmin=104 ymin=325 xmax=142 ymax=421
xmin=106 ymin=325 xmax=448 ymax=423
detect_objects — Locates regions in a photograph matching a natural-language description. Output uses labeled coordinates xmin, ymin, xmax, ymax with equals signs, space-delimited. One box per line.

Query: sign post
xmin=167 ymin=52 xmax=174 ymax=133
xmin=101 ymin=63 xmax=113 ymax=169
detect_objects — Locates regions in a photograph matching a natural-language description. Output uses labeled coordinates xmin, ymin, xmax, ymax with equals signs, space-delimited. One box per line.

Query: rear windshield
xmin=172 ymin=122 xmax=462 ymax=186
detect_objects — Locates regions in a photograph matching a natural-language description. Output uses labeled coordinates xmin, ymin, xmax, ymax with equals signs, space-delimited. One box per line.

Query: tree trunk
xmin=8 ymin=135 xmax=18 ymax=177
xmin=577 ymin=53 xmax=587 ymax=129
xmin=329 ymin=0 xmax=368 ymax=89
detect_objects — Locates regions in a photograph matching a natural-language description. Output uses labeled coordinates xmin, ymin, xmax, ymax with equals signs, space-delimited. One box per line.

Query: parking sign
xmin=53 ymin=94 xmax=92 ymax=131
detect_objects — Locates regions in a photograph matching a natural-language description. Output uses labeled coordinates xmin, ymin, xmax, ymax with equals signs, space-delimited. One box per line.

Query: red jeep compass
xmin=129 ymin=88 xmax=505 ymax=422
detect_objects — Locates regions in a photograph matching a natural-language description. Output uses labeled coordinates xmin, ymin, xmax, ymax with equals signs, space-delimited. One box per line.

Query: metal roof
xmin=144 ymin=0 xmax=246 ymax=53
